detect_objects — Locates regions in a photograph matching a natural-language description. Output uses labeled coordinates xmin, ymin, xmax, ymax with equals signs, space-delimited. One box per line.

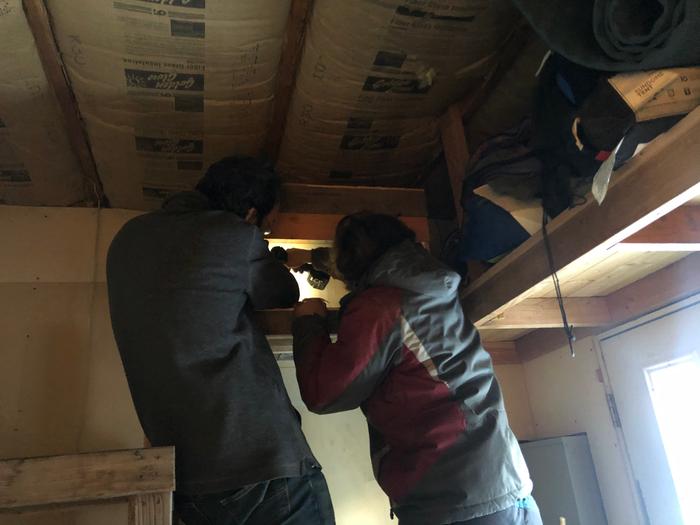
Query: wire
xmin=541 ymin=210 xmax=576 ymax=357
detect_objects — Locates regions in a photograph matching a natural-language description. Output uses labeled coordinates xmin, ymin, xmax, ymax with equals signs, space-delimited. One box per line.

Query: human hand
xmin=294 ymin=298 xmax=328 ymax=318
xmin=285 ymin=249 xmax=313 ymax=270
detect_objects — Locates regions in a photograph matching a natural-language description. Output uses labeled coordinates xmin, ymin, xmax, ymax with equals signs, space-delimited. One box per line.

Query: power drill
xmin=270 ymin=246 xmax=331 ymax=290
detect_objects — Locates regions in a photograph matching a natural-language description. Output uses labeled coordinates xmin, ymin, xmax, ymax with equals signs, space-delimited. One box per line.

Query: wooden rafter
xmin=265 ymin=0 xmax=314 ymax=161
xmin=22 ymin=0 xmax=103 ymax=204
xmin=461 ymin=107 xmax=700 ymax=326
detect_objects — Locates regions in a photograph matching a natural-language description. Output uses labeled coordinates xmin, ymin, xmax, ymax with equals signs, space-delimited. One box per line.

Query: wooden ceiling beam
xmin=615 ymin=205 xmax=700 ymax=252
xmin=461 ymin=107 xmax=700 ymax=326
xmin=280 ymin=183 xmax=427 ymax=217
xmin=272 ymin=212 xmax=430 ymax=243
xmin=264 ymin=0 xmax=314 ymax=161
xmin=22 ymin=0 xmax=104 ymax=204
xmin=477 ymin=297 xmax=612 ymax=329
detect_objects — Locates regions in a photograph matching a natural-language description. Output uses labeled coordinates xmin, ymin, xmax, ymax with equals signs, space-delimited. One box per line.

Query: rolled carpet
xmin=511 ymin=0 xmax=700 ymax=71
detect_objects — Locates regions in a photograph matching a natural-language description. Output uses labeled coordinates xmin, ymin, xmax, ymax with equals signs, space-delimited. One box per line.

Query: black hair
xmin=334 ymin=212 xmax=416 ymax=283
xmin=195 ymin=156 xmax=280 ymax=220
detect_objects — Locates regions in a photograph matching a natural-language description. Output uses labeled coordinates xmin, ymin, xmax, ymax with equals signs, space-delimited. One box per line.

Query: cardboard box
xmin=46 ymin=0 xmax=291 ymax=209
xmin=0 ymin=0 xmax=85 ymax=206
xmin=277 ymin=0 xmax=517 ymax=185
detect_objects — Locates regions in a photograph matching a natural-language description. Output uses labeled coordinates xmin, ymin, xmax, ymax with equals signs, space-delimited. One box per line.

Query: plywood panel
xmin=527 ymin=251 xmax=690 ymax=298
xmin=479 ymin=328 xmax=533 ymax=342
xmin=523 ymin=337 xmax=641 ymax=525
xmin=0 ymin=206 xmax=97 ymax=283
xmin=0 ymin=283 xmax=92 ymax=459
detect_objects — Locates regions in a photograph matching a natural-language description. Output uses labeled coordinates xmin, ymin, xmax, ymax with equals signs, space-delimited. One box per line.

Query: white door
xmin=600 ymin=298 xmax=700 ymax=525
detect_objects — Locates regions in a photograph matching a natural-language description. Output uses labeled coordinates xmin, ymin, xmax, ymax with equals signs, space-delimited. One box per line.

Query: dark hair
xmin=334 ymin=212 xmax=416 ymax=282
xmin=195 ymin=156 xmax=280 ymax=219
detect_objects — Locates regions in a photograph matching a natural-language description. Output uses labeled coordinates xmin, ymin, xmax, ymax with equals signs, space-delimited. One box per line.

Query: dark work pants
xmin=174 ymin=470 xmax=335 ymax=525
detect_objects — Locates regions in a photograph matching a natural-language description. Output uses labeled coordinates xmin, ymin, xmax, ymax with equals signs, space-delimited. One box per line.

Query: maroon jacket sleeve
xmin=292 ymin=287 xmax=403 ymax=414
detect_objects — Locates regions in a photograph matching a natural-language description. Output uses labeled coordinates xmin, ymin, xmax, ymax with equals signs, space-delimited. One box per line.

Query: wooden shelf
xmin=441 ymin=105 xmax=700 ymax=360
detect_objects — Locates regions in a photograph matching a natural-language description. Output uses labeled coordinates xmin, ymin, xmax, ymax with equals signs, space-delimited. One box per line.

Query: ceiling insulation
xmin=0 ymin=0 xmax=84 ymax=206
xmin=0 ymin=0 xmax=519 ymax=210
xmin=277 ymin=0 xmax=518 ymax=186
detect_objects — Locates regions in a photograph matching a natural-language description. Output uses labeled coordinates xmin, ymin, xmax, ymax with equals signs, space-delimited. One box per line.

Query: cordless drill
xmin=270 ymin=247 xmax=331 ymax=290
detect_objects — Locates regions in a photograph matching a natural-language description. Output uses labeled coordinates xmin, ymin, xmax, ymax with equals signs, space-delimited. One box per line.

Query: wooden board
xmin=280 ymin=184 xmax=426 ymax=216
xmin=525 ymin=250 xmax=691 ymax=298
xmin=461 ymin=107 xmax=700 ymax=324
xmin=22 ymin=0 xmax=103 ymax=203
xmin=478 ymin=297 xmax=612 ymax=329
xmin=273 ymin=213 xmax=430 ymax=242
xmin=0 ymin=448 xmax=174 ymax=510
xmin=618 ymin=205 xmax=700 ymax=250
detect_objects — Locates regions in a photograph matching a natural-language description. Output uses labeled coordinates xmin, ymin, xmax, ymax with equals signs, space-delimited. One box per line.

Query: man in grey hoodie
xmin=107 ymin=156 xmax=334 ymax=525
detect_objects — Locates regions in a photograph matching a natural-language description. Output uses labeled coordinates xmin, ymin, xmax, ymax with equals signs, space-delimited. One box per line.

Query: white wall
xmin=523 ymin=337 xmax=641 ymax=525
xmin=0 ymin=205 xmax=535 ymax=524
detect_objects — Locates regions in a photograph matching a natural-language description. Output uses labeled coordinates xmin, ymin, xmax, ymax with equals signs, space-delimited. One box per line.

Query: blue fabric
xmin=174 ymin=470 xmax=335 ymax=525
xmin=459 ymin=196 xmax=531 ymax=262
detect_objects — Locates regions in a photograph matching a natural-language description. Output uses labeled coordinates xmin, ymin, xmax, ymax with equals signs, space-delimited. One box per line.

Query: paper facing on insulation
xmin=0 ymin=0 xmax=85 ymax=206
xmin=277 ymin=0 xmax=517 ymax=185
xmin=46 ymin=0 xmax=291 ymax=209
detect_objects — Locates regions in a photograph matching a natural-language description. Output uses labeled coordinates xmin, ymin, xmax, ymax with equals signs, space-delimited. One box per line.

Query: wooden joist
xmin=461 ymin=107 xmax=700 ymax=326
xmin=478 ymin=297 xmax=612 ymax=329
xmin=280 ymin=183 xmax=427 ymax=217
xmin=615 ymin=205 xmax=700 ymax=252
xmin=264 ymin=0 xmax=314 ymax=160
xmin=0 ymin=447 xmax=174 ymax=511
xmin=516 ymin=253 xmax=700 ymax=361
xmin=22 ymin=0 xmax=103 ymax=203
xmin=273 ymin=213 xmax=430 ymax=242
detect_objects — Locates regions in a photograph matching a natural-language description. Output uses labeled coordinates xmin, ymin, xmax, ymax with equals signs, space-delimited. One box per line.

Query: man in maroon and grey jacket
xmin=293 ymin=213 xmax=541 ymax=525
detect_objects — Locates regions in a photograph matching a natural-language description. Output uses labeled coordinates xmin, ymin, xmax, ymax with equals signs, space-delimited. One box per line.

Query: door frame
xmin=593 ymin=292 xmax=700 ymax=525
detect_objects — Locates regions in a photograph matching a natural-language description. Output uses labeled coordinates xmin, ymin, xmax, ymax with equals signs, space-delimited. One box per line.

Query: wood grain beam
xmin=273 ymin=213 xmax=430 ymax=242
xmin=265 ymin=0 xmax=314 ymax=161
xmin=615 ymin=205 xmax=700 ymax=251
xmin=477 ymin=297 xmax=612 ymax=329
xmin=22 ymin=0 xmax=103 ymax=204
xmin=280 ymin=183 xmax=427 ymax=216
xmin=461 ymin=107 xmax=700 ymax=326
xmin=439 ymin=105 xmax=469 ymax=225
xmin=0 ymin=448 xmax=174 ymax=510
xmin=517 ymin=253 xmax=700 ymax=361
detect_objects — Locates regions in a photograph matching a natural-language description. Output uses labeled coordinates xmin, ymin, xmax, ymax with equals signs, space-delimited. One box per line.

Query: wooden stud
xmin=461 ymin=107 xmax=700 ymax=326
xmin=280 ymin=183 xmax=427 ymax=217
xmin=22 ymin=0 xmax=103 ymax=203
xmin=615 ymin=205 xmax=700 ymax=251
xmin=477 ymin=297 xmax=612 ymax=329
xmin=128 ymin=492 xmax=172 ymax=525
xmin=272 ymin=213 xmax=430 ymax=242
xmin=265 ymin=0 xmax=314 ymax=161
xmin=0 ymin=447 xmax=174 ymax=510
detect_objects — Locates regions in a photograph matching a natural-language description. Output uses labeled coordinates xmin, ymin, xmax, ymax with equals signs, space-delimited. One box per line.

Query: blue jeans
xmin=449 ymin=497 xmax=543 ymax=525
xmin=174 ymin=470 xmax=335 ymax=525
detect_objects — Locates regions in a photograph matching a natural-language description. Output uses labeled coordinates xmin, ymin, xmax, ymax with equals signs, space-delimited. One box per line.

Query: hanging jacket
xmin=293 ymin=240 xmax=532 ymax=525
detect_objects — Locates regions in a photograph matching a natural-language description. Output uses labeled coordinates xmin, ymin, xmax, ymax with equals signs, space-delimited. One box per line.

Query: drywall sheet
xmin=278 ymin=0 xmax=517 ymax=185
xmin=46 ymin=0 xmax=291 ymax=209
xmin=0 ymin=0 xmax=84 ymax=206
